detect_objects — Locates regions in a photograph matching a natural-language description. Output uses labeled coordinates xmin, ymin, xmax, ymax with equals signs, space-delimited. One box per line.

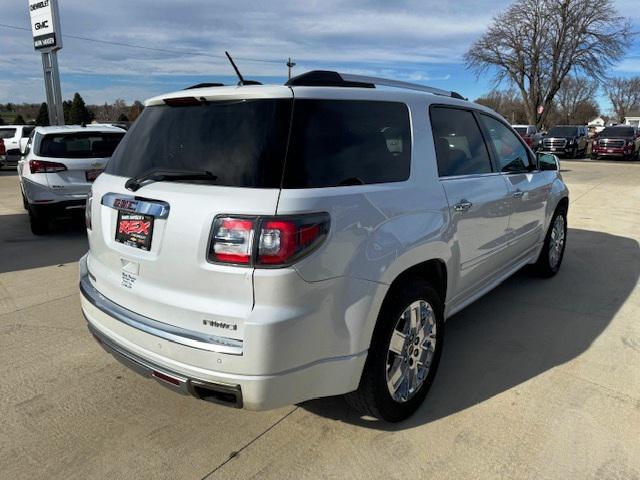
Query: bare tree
xmin=475 ymin=89 xmax=527 ymax=123
xmin=605 ymin=77 xmax=640 ymax=123
xmin=465 ymin=0 xmax=632 ymax=128
xmin=555 ymin=76 xmax=599 ymax=124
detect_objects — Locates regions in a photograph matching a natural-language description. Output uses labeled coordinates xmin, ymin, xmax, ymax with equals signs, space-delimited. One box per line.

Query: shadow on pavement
xmin=0 ymin=213 xmax=88 ymax=274
xmin=301 ymin=228 xmax=640 ymax=430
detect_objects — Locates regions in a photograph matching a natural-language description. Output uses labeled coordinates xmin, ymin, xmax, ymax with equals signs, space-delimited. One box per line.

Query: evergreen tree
xmin=128 ymin=100 xmax=144 ymax=122
xmin=68 ymin=93 xmax=93 ymax=125
xmin=14 ymin=114 xmax=26 ymax=125
xmin=36 ymin=103 xmax=50 ymax=126
xmin=117 ymin=113 xmax=129 ymax=122
xmin=63 ymin=100 xmax=72 ymax=123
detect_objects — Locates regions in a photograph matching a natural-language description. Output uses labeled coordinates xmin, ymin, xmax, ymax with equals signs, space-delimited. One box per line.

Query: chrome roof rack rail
xmin=286 ymin=70 xmax=465 ymax=100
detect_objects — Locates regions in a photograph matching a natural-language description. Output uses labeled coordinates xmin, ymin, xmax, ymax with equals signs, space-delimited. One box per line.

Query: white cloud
xmin=0 ymin=0 xmax=637 ymax=103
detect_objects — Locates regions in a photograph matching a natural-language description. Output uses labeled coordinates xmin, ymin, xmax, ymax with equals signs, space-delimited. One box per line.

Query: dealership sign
xmin=28 ymin=0 xmax=62 ymax=51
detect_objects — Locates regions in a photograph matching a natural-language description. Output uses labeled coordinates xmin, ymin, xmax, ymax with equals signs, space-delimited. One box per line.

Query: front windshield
xmin=548 ymin=126 xmax=578 ymax=136
xmin=600 ymin=127 xmax=634 ymax=137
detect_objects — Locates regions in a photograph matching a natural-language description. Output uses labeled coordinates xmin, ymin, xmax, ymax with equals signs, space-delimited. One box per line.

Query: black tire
xmin=533 ymin=205 xmax=567 ymax=277
xmin=590 ymin=154 xmax=598 ymax=160
xmin=28 ymin=206 xmax=49 ymax=235
xmin=346 ymin=278 xmax=444 ymax=422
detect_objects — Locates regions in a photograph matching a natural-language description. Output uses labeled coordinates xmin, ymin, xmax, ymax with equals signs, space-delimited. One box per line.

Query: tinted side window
xmin=430 ymin=107 xmax=492 ymax=177
xmin=283 ymin=100 xmax=411 ymax=188
xmin=479 ymin=115 xmax=531 ymax=173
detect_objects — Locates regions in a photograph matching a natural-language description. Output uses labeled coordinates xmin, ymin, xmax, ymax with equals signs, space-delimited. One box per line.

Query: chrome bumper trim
xmin=79 ymin=273 xmax=243 ymax=355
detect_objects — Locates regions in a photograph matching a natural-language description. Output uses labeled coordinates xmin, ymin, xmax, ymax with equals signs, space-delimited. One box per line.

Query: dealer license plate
xmin=115 ymin=211 xmax=154 ymax=251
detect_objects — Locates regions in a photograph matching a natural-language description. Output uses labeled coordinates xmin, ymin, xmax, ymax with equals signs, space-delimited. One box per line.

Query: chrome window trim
xmin=101 ymin=192 xmax=170 ymax=219
xmin=80 ymin=273 xmax=243 ymax=355
xmin=438 ymin=171 xmax=504 ymax=181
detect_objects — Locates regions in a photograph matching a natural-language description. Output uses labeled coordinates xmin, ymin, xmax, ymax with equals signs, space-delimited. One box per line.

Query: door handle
xmin=454 ymin=200 xmax=473 ymax=212
xmin=512 ymin=190 xmax=524 ymax=198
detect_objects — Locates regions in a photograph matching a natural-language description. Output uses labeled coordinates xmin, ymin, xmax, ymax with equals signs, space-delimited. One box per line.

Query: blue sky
xmin=0 ymin=0 xmax=638 ymax=112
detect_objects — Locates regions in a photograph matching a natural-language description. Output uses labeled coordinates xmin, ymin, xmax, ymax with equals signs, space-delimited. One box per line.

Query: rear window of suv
xmin=0 ymin=128 xmax=17 ymax=139
xmin=106 ymin=98 xmax=412 ymax=189
xmin=40 ymin=132 xmax=125 ymax=158
xmin=106 ymin=99 xmax=292 ymax=188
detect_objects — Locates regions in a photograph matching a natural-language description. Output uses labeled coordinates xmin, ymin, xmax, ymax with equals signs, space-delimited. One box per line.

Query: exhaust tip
xmin=191 ymin=382 xmax=243 ymax=408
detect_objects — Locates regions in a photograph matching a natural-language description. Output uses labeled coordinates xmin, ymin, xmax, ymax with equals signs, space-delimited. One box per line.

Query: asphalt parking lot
xmin=1 ymin=159 xmax=639 ymax=480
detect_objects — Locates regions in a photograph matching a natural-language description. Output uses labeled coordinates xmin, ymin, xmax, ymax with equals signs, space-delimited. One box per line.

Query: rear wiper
xmin=336 ymin=176 xmax=365 ymax=186
xmin=125 ymin=169 xmax=218 ymax=192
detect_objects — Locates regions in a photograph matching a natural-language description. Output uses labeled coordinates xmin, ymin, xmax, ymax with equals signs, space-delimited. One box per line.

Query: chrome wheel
xmin=385 ymin=300 xmax=437 ymax=403
xmin=549 ymin=215 xmax=565 ymax=268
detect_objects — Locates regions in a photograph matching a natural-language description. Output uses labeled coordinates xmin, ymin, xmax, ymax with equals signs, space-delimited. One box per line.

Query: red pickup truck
xmin=591 ymin=126 xmax=640 ymax=161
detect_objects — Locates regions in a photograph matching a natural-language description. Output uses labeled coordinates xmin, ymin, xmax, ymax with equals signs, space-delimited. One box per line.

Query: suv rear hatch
xmin=37 ymin=131 xmax=124 ymax=196
xmin=87 ymin=88 xmax=293 ymax=342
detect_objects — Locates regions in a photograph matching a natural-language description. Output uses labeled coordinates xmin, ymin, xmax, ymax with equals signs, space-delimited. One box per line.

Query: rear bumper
xmin=30 ymin=199 xmax=86 ymax=218
xmin=79 ymin=255 xmax=370 ymax=410
xmin=1 ymin=155 xmax=18 ymax=167
xmin=22 ymin=177 xmax=90 ymax=205
xmin=88 ymin=321 xmax=244 ymax=408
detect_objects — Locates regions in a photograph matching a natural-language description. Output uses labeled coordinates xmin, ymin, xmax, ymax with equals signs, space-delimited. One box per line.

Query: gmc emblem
xmin=114 ymin=198 xmax=138 ymax=211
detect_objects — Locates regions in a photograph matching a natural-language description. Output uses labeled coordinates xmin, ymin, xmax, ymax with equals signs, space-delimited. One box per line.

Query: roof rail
xmin=286 ymin=70 xmax=465 ymax=100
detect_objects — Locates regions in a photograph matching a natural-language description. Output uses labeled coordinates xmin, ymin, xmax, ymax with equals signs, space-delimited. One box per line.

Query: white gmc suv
xmin=80 ymin=71 xmax=569 ymax=422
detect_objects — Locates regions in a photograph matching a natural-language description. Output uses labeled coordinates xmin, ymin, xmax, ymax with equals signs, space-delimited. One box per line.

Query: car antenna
xmin=225 ymin=51 xmax=262 ymax=86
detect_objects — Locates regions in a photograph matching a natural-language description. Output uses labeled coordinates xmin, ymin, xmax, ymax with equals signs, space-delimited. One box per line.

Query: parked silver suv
xmin=80 ymin=71 xmax=569 ymax=422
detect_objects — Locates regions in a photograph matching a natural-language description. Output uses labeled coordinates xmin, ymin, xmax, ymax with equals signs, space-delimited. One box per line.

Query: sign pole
xmin=29 ymin=0 xmax=65 ymax=125
xmin=41 ymin=50 xmax=65 ymax=125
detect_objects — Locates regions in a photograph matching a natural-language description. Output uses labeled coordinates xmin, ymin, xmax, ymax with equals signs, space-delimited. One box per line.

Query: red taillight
xmin=0 ymin=139 xmax=5 ymax=156
xmin=211 ymin=217 xmax=255 ymax=264
xmin=29 ymin=159 xmax=67 ymax=174
xmin=208 ymin=214 xmax=330 ymax=267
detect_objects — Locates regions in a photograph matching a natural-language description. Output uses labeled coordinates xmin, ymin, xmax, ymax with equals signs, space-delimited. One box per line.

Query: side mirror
xmin=537 ymin=153 xmax=559 ymax=171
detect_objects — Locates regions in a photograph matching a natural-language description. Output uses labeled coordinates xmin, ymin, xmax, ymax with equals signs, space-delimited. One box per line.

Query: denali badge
xmin=202 ymin=319 xmax=238 ymax=331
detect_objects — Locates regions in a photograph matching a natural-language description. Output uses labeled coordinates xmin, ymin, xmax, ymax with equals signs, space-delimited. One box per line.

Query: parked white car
xmin=18 ymin=125 xmax=125 ymax=234
xmin=80 ymin=72 xmax=569 ymax=422
xmin=0 ymin=125 xmax=35 ymax=169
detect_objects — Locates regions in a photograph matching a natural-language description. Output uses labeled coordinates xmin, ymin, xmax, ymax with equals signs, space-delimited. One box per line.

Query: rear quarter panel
xmin=275 ymin=92 xmax=451 ymax=354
